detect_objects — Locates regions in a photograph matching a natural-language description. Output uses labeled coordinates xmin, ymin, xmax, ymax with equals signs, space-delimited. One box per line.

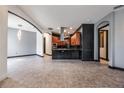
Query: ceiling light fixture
xmin=17 ymin=29 xmax=22 ymax=41
xmin=70 ymin=27 xmax=72 ymax=30
xmin=87 ymin=19 xmax=91 ymax=22
xmin=17 ymin=24 xmax=22 ymax=41
xmin=57 ymin=27 xmax=60 ymax=30
xmin=64 ymin=30 xmax=66 ymax=32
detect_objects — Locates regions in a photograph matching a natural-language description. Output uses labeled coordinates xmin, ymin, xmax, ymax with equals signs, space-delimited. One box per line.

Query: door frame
xmin=98 ymin=24 xmax=109 ymax=61
xmin=44 ymin=37 xmax=46 ymax=54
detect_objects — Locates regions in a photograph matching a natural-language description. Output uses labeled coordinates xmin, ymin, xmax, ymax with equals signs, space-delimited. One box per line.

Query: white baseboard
xmin=0 ymin=73 xmax=7 ymax=81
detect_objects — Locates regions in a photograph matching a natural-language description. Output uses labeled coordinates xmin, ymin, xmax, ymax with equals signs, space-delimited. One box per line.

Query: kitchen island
xmin=52 ymin=48 xmax=82 ymax=59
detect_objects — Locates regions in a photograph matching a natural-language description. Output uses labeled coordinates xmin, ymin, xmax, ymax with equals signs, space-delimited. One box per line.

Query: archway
xmin=97 ymin=21 xmax=109 ymax=64
xmin=8 ymin=11 xmax=44 ymax=58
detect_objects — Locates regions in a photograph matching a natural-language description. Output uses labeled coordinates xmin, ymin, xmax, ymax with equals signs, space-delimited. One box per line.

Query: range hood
xmin=60 ymin=27 xmax=65 ymax=41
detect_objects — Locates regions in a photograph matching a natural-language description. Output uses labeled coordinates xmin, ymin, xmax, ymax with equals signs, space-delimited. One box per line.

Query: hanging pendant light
xmin=17 ymin=29 xmax=22 ymax=40
xmin=17 ymin=24 xmax=22 ymax=40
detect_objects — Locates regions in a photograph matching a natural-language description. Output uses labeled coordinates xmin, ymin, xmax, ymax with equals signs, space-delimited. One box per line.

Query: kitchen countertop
xmin=52 ymin=48 xmax=81 ymax=50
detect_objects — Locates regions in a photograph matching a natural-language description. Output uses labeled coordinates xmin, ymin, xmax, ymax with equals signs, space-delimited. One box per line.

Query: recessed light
xmin=57 ymin=27 xmax=60 ymax=30
xmin=64 ymin=30 xmax=66 ymax=32
xmin=70 ymin=27 xmax=72 ymax=29
xmin=87 ymin=19 xmax=91 ymax=22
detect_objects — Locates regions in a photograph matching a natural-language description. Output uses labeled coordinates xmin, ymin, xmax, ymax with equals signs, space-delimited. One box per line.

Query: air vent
xmin=18 ymin=24 xmax=23 ymax=27
xmin=113 ymin=5 xmax=124 ymax=10
xmin=48 ymin=27 xmax=53 ymax=30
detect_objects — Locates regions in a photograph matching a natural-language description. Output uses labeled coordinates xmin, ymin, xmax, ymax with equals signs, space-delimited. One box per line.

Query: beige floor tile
xmin=0 ymin=55 xmax=124 ymax=88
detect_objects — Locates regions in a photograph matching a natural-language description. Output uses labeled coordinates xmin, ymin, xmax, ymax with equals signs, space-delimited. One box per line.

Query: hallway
xmin=0 ymin=55 xmax=124 ymax=88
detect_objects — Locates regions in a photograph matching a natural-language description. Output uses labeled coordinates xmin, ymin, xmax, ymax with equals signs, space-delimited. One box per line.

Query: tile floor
xmin=0 ymin=55 xmax=124 ymax=88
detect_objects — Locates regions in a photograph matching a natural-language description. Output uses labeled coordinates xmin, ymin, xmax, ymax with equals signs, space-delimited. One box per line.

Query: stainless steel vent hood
xmin=60 ymin=27 xmax=65 ymax=41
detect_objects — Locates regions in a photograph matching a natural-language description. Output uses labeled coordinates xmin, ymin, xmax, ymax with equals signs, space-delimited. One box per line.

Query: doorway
xmin=44 ymin=37 xmax=46 ymax=54
xmin=98 ymin=24 xmax=109 ymax=64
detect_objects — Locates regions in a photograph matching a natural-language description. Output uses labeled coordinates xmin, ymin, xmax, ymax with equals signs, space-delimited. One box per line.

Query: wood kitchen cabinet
xmin=71 ymin=32 xmax=81 ymax=46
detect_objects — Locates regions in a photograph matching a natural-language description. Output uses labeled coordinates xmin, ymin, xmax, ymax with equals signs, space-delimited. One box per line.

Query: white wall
xmin=44 ymin=33 xmax=52 ymax=55
xmin=0 ymin=6 xmax=8 ymax=81
xmin=36 ymin=31 xmax=44 ymax=56
xmin=114 ymin=9 xmax=124 ymax=68
xmin=95 ymin=8 xmax=124 ymax=69
xmin=94 ymin=12 xmax=115 ymax=66
xmin=8 ymin=28 xmax=36 ymax=57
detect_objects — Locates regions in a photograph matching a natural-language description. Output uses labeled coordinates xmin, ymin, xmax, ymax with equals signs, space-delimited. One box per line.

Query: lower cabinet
xmin=82 ymin=50 xmax=94 ymax=61
xmin=52 ymin=50 xmax=81 ymax=59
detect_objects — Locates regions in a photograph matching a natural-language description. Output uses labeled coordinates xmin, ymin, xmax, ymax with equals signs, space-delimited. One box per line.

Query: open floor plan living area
xmin=0 ymin=5 xmax=124 ymax=88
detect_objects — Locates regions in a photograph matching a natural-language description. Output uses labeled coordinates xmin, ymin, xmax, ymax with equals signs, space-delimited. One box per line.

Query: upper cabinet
xmin=71 ymin=32 xmax=81 ymax=46
xmin=52 ymin=36 xmax=60 ymax=44
xmin=52 ymin=32 xmax=81 ymax=48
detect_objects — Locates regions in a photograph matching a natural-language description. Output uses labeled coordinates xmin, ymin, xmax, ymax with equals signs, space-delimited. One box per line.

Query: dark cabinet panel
xmin=82 ymin=24 xmax=94 ymax=61
xmin=52 ymin=49 xmax=80 ymax=59
xmin=82 ymin=50 xmax=94 ymax=61
xmin=71 ymin=50 xmax=80 ymax=59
